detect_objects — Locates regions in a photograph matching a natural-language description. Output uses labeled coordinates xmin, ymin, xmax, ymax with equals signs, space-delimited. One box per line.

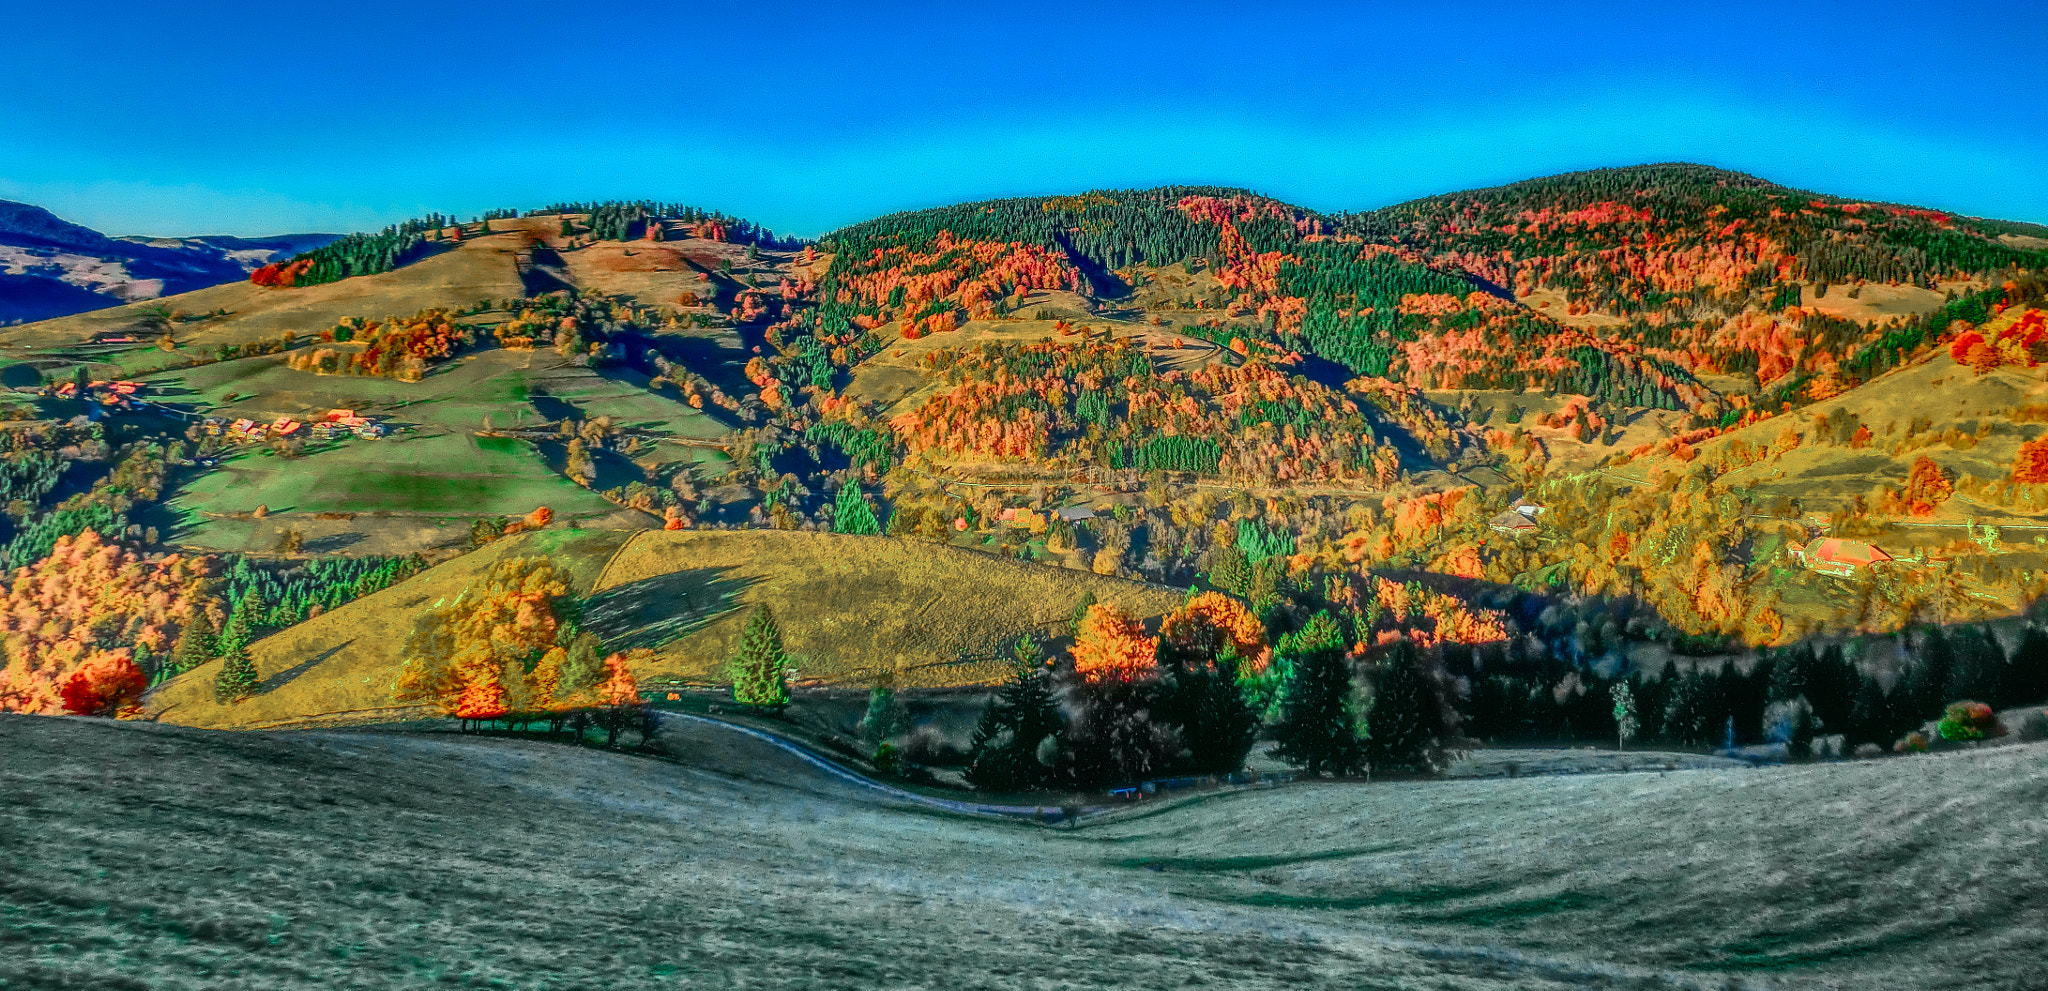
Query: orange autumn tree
xmin=1160 ymin=592 xmax=1270 ymax=676
xmin=396 ymin=556 xmax=591 ymax=718
xmin=1071 ymin=604 xmax=1159 ymax=683
xmin=1902 ymin=456 xmax=1954 ymax=516
xmin=0 ymin=530 xmax=210 ymax=716
xmin=2013 ymin=438 xmax=2048 ymax=484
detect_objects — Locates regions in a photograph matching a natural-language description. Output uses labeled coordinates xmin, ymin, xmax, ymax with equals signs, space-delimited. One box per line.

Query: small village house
xmin=1789 ymin=538 xmax=1892 ymax=577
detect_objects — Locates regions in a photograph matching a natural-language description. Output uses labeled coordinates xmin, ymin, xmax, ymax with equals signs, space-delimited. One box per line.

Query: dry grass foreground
xmin=6 ymin=715 xmax=2045 ymax=990
xmin=147 ymin=529 xmax=1183 ymax=729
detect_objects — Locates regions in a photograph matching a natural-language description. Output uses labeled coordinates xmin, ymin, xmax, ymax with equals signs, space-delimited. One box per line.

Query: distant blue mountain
xmin=0 ymin=200 xmax=339 ymax=325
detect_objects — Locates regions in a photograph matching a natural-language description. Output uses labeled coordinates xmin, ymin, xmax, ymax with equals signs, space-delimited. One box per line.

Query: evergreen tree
xmin=1945 ymin=627 xmax=2009 ymax=707
xmin=1364 ymin=640 xmax=1444 ymax=774
xmin=1845 ymin=673 xmax=1892 ymax=750
xmin=965 ymin=639 xmax=1065 ymax=791
xmin=2008 ymin=626 xmax=2048 ymax=706
xmin=214 ymin=600 xmax=256 ymax=662
xmin=213 ymin=643 xmax=259 ymax=703
xmin=1271 ymin=640 xmax=1364 ymax=777
xmin=1154 ymin=637 xmax=1259 ymax=775
xmin=170 ymin=608 xmax=217 ymax=677
xmin=729 ymin=604 xmax=790 ymax=709
xmin=859 ymin=678 xmax=907 ymax=745
xmin=833 ymin=484 xmax=881 ymax=535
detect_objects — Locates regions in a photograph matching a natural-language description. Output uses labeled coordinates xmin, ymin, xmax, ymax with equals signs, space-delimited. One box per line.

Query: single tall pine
xmin=214 ymin=643 xmax=259 ymax=703
xmin=729 ymin=604 xmax=790 ymax=709
xmin=966 ymin=639 xmax=1065 ymax=791
xmin=1365 ymin=641 xmax=1444 ymax=774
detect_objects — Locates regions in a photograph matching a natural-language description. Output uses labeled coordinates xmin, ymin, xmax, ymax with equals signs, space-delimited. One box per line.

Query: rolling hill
xmin=145 ymin=527 xmax=1186 ymax=729
xmin=0 ymin=199 xmax=336 ymax=325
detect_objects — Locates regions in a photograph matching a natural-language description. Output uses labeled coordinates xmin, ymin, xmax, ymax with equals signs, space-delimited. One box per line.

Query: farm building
xmin=1055 ymin=506 xmax=1097 ymax=523
xmin=1488 ymin=509 xmax=1539 ymax=534
xmin=1789 ymin=538 xmax=1892 ymax=577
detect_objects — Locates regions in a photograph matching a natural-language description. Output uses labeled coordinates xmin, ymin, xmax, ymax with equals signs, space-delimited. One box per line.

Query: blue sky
xmin=4 ymin=1 xmax=2043 ymax=237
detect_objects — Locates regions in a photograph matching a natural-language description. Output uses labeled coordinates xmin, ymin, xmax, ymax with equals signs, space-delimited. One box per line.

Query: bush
xmin=871 ymin=741 xmax=901 ymax=776
xmin=1936 ymin=700 xmax=2005 ymax=743
xmin=1894 ymin=731 xmax=1930 ymax=753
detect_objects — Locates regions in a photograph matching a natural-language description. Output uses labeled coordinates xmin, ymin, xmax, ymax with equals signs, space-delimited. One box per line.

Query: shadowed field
xmin=5 ymin=716 xmax=2043 ymax=990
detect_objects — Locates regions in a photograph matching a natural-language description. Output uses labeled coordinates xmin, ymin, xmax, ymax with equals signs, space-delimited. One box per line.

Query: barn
xmin=1789 ymin=538 xmax=1892 ymax=577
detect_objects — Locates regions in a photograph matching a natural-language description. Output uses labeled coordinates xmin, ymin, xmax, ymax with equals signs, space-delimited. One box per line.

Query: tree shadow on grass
xmin=260 ymin=639 xmax=355 ymax=694
xmin=581 ymin=567 xmax=760 ymax=651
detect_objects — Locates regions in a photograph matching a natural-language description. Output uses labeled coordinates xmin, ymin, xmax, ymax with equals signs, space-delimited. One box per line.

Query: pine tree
xmin=859 ymin=678 xmax=907 ymax=745
xmin=2008 ymin=626 xmax=2048 ymax=706
xmin=1272 ymin=641 xmax=1364 ymax=777
xmin=214 ymin=600 xmax=255 ymax=662
xmin=213 ymin=643 xmax=259 ymax=703
xmin=965 ymin=639 xmax=1065 ymax=791
xmin=171 ymin=609 xmax=217 ymax=677
xmin=833 ymin=484 xmax=881 ymax=535
xmin=729 ymin=604 xmax=790 ymax=709
xmin=1364 ymin=641 xmax=1444 ymax=774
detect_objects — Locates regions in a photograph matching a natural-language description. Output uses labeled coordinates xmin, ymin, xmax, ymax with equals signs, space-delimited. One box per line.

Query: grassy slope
xmin=590 ymin=529 xmax=1187 ymax=687
xmin=6 ymin=715 xmax=2043 ymax=990
xmin=0 ymin=227 xmax=531 ymax=356
xmin=146 ymin=529 xmax=631 ymax=730
xmin=148 ymin=528 xmax=1185 ymax=729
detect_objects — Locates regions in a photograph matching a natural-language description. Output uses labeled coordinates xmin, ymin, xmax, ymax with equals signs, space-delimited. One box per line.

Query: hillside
xmin=0 ymin=199 xmax=336 ymax=324
xmin=8 ymin=715 xmax=2045 ymax=989
xmin=1365 ymin=164 xmax=2048 ymax=405
xmin=146 ymin=528 xmax=1185 ymax=729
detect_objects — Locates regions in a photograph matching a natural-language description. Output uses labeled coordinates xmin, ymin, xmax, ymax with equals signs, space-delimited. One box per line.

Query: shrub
xmin=1894 ymin=731 xmax=1930 ymax=753
xmin=1936 ymin=700 xmax=2005 ymax=742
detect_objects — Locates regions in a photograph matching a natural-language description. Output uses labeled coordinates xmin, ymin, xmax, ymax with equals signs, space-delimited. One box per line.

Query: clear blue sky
xmin=4 ymin=1 xmax=2043 ymax=237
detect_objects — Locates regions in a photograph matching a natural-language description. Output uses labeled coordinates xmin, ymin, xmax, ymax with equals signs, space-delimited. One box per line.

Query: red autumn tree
xmin=600 ymin=652 xmax=639 ymax=707
xmin=525 ymin=505 xmax=554 ymax=528
xmin=454 ymin=679 xmax=509 ymax=724
xmin=1071 ymin=604 xmax=1158 ymax=684
xmin=58 ymin=652 xmax=148 ymax=718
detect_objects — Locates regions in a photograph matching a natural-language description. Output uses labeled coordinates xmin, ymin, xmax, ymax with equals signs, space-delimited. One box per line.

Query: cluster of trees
xmin=1464 ymin=623 xmax=2048 ymax=757
xmin=531 ymin=201 xmax=800 ymax=249
xmin=1368 ymin=163 xmax=2048 ymax=324
xmin=0 ymin=530 xmax=210 ymax=716
xmin=214 ymin=553 xmax=429 ymax=637
xmin=394 ymin=556 xmax=641 ymax=727
xmin=289 ymin=309 xmax=476 ymax=381
xmin=250 ymin=214 xmax=451 ymax=288
xmin=885 ymin=339 xmax=1393 ymax=483
xmin=962 ymin=591 xmax=1458 ymax=791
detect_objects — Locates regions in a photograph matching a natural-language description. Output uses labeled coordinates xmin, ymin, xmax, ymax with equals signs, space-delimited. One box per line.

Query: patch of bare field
xmin=8 ymin=716 xmax=2043 ymax=990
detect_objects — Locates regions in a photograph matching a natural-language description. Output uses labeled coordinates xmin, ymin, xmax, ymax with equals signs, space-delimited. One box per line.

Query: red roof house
xmin=1790 ymin=538 xmax=1892 ymax=577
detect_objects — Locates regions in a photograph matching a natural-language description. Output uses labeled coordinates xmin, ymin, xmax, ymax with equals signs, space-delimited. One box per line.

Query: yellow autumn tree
xmin=1160 ymin=592 xmax=1270 ymax=676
